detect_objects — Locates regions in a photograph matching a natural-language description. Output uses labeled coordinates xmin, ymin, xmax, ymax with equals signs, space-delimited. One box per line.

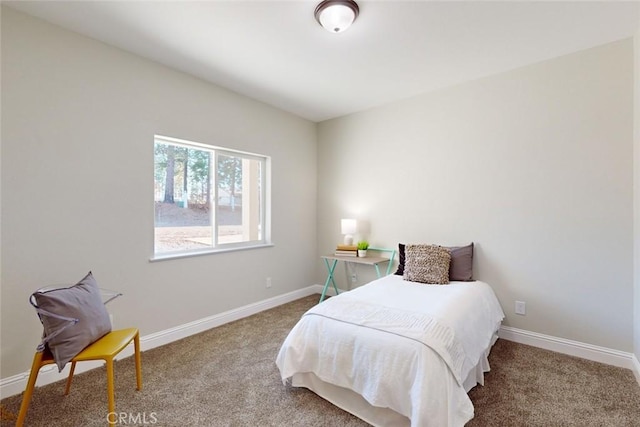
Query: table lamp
xmin=341 ymin=219 xmax=357 ymax=245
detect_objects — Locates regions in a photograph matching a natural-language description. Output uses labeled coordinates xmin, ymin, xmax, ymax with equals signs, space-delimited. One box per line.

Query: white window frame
xmin=152 ymin=135 xmax=272 ymax=261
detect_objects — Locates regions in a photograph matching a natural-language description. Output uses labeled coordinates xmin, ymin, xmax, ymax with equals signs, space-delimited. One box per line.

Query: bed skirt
xmin=291 ymin=333 xmax=499 ymax=427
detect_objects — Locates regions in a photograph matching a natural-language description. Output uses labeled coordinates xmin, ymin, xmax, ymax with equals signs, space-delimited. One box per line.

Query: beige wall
xmin=2 ymin=4 xmax=638 ymax=382
xmin=317 ymin=39 xmax=635 ymax=352
xmin=0 ymin=7 xmax=317 ymax=378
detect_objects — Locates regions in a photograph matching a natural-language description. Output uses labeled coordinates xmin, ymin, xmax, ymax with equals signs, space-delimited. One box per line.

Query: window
xmin=153 ymin=135 xmax=270 ymax=258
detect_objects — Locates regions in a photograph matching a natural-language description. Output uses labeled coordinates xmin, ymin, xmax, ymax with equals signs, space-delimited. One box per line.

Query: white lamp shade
xmin=341 ymin=219 xmax=357 ymax=235
xmin=317 ymin=4 xmax=356 ymax=33
xmin=341 ymin=218 xmax=356 ymax=245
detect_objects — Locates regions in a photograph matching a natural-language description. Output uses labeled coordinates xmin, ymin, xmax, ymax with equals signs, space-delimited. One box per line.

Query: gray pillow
xmin=403 ymin=244 xmax=451 ymax=285
xmin=449 ymin=243 xmax=474 ymax=281
xmin=33 ymin=272 xmax=112 ymax=372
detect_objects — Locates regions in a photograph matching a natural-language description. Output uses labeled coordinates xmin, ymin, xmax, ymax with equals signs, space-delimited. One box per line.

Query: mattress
xmin=276 ymin=274 xmax=505 ymax=426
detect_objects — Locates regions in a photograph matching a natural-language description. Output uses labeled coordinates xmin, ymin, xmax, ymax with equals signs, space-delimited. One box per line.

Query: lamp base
xmin=343 ymin=234 xmax=354 ymax=246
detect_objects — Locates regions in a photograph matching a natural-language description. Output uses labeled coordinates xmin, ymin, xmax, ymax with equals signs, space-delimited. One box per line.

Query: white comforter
xmin=276 ymin=275 xmax=505 ymax=427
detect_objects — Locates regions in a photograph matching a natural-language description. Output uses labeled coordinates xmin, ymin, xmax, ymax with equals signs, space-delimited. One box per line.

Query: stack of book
xmin=335 ymin=244 xmax=358 ymax=257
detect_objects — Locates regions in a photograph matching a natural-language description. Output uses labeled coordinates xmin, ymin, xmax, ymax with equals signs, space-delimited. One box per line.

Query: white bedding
xmin=276 ymin=274 xmax=505 ymax=427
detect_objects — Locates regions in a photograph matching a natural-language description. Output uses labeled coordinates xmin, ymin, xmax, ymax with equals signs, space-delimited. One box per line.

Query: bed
xmin=276 ymin=273 xmax=505 ymax=426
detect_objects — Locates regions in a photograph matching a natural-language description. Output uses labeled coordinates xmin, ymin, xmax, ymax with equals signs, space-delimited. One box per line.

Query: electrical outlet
xmin=266 ymin=277 xmax=272 ymax=288
xmin=351 ymin=273 xmax=357 ymax=283
xmin=109 ymin=313 xmax=114 ymax=327
xmin=515 ymin=301 xmax=526 ymax=315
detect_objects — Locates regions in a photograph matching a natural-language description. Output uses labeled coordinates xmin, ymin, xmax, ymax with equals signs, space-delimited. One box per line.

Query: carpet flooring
xmin=2 ymin=294 xmax=639 ymax=426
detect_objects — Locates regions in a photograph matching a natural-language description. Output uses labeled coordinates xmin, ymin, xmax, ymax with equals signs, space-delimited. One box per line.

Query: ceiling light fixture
xmin=314 ymin=0 xmax=359 ymax=34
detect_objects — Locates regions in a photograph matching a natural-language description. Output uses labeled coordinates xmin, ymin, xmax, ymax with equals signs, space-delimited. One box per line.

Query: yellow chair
xmin=16 ymin=328 xmax=142 ymax=427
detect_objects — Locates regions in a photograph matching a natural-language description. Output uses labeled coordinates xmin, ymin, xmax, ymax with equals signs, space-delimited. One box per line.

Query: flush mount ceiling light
xmin=314 ymin=0 xmax=359 ymax=33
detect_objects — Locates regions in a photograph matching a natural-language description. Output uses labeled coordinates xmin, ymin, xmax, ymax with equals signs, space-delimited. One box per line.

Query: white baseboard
xmin=140 ymin=286 xmax=318 ymax=351
xmin=499 ymin=326 xmax=637 ymax=373
xmin=5 ymin=291 xmax=636 ymax=399
xmin=0 ymin=285 xmax=319 ymax=399
xmin=0 ymin=360 xmax=107 ymax=400
xmin=632 ymin=354 xmax=640 ymax=387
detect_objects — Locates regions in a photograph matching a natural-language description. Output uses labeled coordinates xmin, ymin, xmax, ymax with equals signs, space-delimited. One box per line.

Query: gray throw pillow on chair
xmin=33 ymin=272 xmax=112 ymax=372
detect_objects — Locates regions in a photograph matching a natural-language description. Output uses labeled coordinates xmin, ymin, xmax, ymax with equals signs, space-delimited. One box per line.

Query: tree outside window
xmin=154 ymin=136 xmax=268 ymax=256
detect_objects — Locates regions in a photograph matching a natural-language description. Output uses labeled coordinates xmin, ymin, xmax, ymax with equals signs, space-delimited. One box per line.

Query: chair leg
xmin=134 ymin=331 xmax=142 ymax=391
xmin=64 ymin=361 xmax=77 ymax=395
xmin=105 ymin=358 xmax=115 ymax=427
xmin=15 ymin=351 xmax=45 ymax=427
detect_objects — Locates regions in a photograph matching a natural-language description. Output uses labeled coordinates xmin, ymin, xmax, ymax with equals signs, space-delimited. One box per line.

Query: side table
xmin=319 ymin=247 xmax=396 ymax=302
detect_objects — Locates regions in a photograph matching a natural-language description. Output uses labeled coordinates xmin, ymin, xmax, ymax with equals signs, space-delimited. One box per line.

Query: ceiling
xmin=4 ymin=1 xmax=640 ymax=122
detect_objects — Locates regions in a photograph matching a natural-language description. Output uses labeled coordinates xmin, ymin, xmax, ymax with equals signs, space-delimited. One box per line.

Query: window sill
xmin=149 ymin=242 xmax=274 ymax=262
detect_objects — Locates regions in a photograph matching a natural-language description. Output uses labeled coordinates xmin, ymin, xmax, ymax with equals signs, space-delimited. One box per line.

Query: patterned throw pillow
xmin=403 ymin=244 xmax=451 ymax=284
xmin=395 ymin=242 xmax=474 ymax=281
